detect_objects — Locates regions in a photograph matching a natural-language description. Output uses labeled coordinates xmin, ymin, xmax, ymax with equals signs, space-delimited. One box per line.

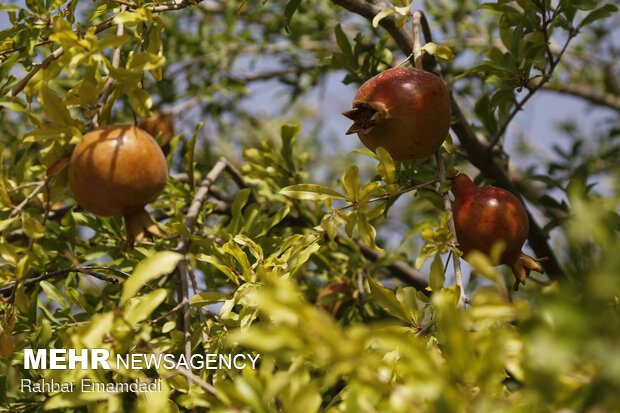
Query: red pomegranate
xmin=68 ymin=124 xmax=168 ymax=247
xmin=343 ymin=67 xmax=451 ymax=161
xmin=451 ymin=173 xmax=544 ymax=290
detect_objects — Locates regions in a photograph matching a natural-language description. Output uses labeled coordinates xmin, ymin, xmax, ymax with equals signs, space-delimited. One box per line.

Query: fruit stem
xmin=413 ymin=9 xmax=467 ymax=308
xmin=434 ymin=150 xmax=468 ymax=308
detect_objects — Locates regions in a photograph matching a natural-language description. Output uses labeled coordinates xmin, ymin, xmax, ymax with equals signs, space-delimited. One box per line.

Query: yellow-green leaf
xmin=280 ymin=184 xmax=345 ymax=201
xmin=420 ymin=42 xmax=455 ymax=62
xmin=120 ymin=251 xmax=183 ymax=304
xmin=373 ymin=8 xmax=396 ymax=28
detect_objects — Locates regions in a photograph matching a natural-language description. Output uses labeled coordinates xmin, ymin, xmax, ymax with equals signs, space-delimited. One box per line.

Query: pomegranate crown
xmin=451 ymin=173 xmax=474 ymax=199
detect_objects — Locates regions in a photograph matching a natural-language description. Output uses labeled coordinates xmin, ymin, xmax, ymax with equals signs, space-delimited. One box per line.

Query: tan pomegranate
xmin=69 ymin=124 xmax=168 ymax=247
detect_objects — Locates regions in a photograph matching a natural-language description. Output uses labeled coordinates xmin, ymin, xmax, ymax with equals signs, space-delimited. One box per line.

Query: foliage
xmin=0 ymin=0 xmax=619 ymax=412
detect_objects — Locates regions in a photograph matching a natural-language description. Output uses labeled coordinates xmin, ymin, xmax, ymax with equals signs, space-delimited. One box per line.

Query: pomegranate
xmin=342 ymin=67 xmax=451 ymax=161
xmin=68 ymin=124 xmax=168 ymax=247
xmin=451 ymin=173 xmax=544 ymax=290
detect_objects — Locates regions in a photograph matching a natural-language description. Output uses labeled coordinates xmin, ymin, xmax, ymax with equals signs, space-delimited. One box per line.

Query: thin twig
xmin=488 ymin=29 xmax=577 ymax=149
xmin=9 ymin=180 xmax=47 ymax=218
xmin=335 ymin=178 xmax=439 ymax=212
xmin=150 ymin=302 xmax=184 ymax=325
xmin=0 ymin=267 xmax=119 ymax=296
xmin=187 ymin=263 xmax=211 ymax=345
xmin=174 ymin=157 xmax=228 ymax=383
xmin=412 ymin=10 xmax=466 ymax=308
xmin=93 ymin=5 xmax=127 ymax=127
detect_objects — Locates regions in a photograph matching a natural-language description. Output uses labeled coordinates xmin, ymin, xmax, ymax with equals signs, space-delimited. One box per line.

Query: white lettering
xmin=49 ymin=349 xmax=67 ymax=369
xmin=190 ymin=354 xmax=203 ymax=369
xmin=116 ymin=354 xmax=129 ymax=369
xmin=233 ymin=354 xmax=246 ymax=369
xmin=20 ymin=379 xmax=32 ymax=391
xmin=68 ymin=349 xmax=89 ymax=369
xmin=219 ymin=354 xmax=231 ymax=369
xmin=24 ymin=349 xmax=46 ymax=369
xmin=131 ymin=353 xmax=143 ymax=370
xmin=143 ymin=353 xmax=163 ymax=369
xmin=205 ymin=354 xmax=217 ymax=369
xmin=91 ymin=349 xmax=110 ymax=369
xmin=248 ymin=353 xmax=260 ymax=369
xmin=176 ymin=354 xmax=189 ymax=369
xmin=163 ymin=353 xmax=175 ymax=369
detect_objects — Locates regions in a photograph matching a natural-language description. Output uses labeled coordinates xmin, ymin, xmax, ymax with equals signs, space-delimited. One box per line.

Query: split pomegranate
xmin=68 ymin=124 xmax=168 ymax=247
xmin=451 ymin=173 xmax=544 ymax=290
xmin=343 ymin=67 xmax=451 ymax=161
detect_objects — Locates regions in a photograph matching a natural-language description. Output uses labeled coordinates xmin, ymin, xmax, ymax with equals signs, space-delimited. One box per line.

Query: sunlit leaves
xmin=280 ymin=184 xmax=346 ymax=201
xmin=420 ymin=42 xmax=455 ymax=62
xmin=120 ymin=251 xmax=183 ymax=304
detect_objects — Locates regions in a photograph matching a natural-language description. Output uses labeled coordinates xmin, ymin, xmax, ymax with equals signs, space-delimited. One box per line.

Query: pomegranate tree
xmin=68 ymin=124 xmax=168 ymax=247
xmin=451 ymin=173 xmax=544 ymax=290
xmin=343 ymin=67 xmax=451 ymax=161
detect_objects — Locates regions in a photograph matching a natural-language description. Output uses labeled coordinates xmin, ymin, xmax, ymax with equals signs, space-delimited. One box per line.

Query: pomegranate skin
xmin=452 ymin=173 xmax=528 ymax=261
xmin=343 ymin=67 xmax=451 ymax=161
xmin=452 ymin=174 xmax=543 ymax=290
xmin=69 ymin=125 xmax=168 ymax=217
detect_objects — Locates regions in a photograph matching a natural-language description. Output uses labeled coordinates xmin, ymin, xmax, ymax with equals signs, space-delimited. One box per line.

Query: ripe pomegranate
xmin=343 ymin=67 xmax=451 ymax=161
xmin=68 ymin=125 xmax=168 ymax=247
xmin=451 ymin=173 xmax=544 ymax=290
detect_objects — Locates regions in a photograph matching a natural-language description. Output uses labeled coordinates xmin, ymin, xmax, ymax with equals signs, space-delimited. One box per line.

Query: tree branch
xmin=0 ymin=267 xmax=119 ymax=297
xmin=534 ymin=79 xmax=620 ymax=113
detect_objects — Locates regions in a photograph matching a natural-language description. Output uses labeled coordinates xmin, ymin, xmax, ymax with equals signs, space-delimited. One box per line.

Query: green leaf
xmin=429 ymin=253 xmax=445 ymax=292
xmin=126 ymin=85 xmax=152 ymax=118
xmin=227 ymin=188 xmax=251 ymax=234
xmin=198 ymin=254 xmax=240 ymax=285
xmin=113 ymin=10 xmax=148 ymax=26
xmin=124 ymin=288 xmax=168 ymax=326
xmin=120 ymin=251 xmax=183 ymax=304
xmin=376 ymin=147 xmax=395 ymax=185
xmin=45 ymin=391 xmax=109 ymax=409
xmin=420 ymin=42 xmax=455 ymax=62
xmin=0 ymin=97 xmax=27 ymax=112
xmin=357 ymin=214 xmax=382 ymax=252
xmin=367 ymin=276 xmax=411 ymax=323
xmin=40 ymin=280 xmax=67 ymax=308
xmin=223 ymin=241 xmax=253 ymax=280
xmin=280 ymin=184 xmax=345 ymax=201
xmin=438 ymin=180 xmax=452 ymax=195
xmin=0 ymin=5 xmax=22 ymax=11
xmin=373 ymin=8 xmax=397 ymax=28
xmin=190 ymin=291 xmax=230 ymax=307
xmin=93 ymin=34 xmax=131 ymax=52
xmin=22 ymin=216 xmax=45 ymax=239
xmin=466 ymin=250 xmax=499 ymax=283
xmin=334 ymin=24 xmax=353 ymax=64
xmin=185 ymin=122 xmax=202 ymax=192
xmin=283 ymin=0 xmax=302 ymax=32
xmin=579 ymin=4 xmax=618 ymax=27
xmin=40 ymin=86 xmax=73 ymax=125
xmin=343 ymin=165 xmax=361 ymax=201
xmin=280 ymin=123 xmax=300 ymax=172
